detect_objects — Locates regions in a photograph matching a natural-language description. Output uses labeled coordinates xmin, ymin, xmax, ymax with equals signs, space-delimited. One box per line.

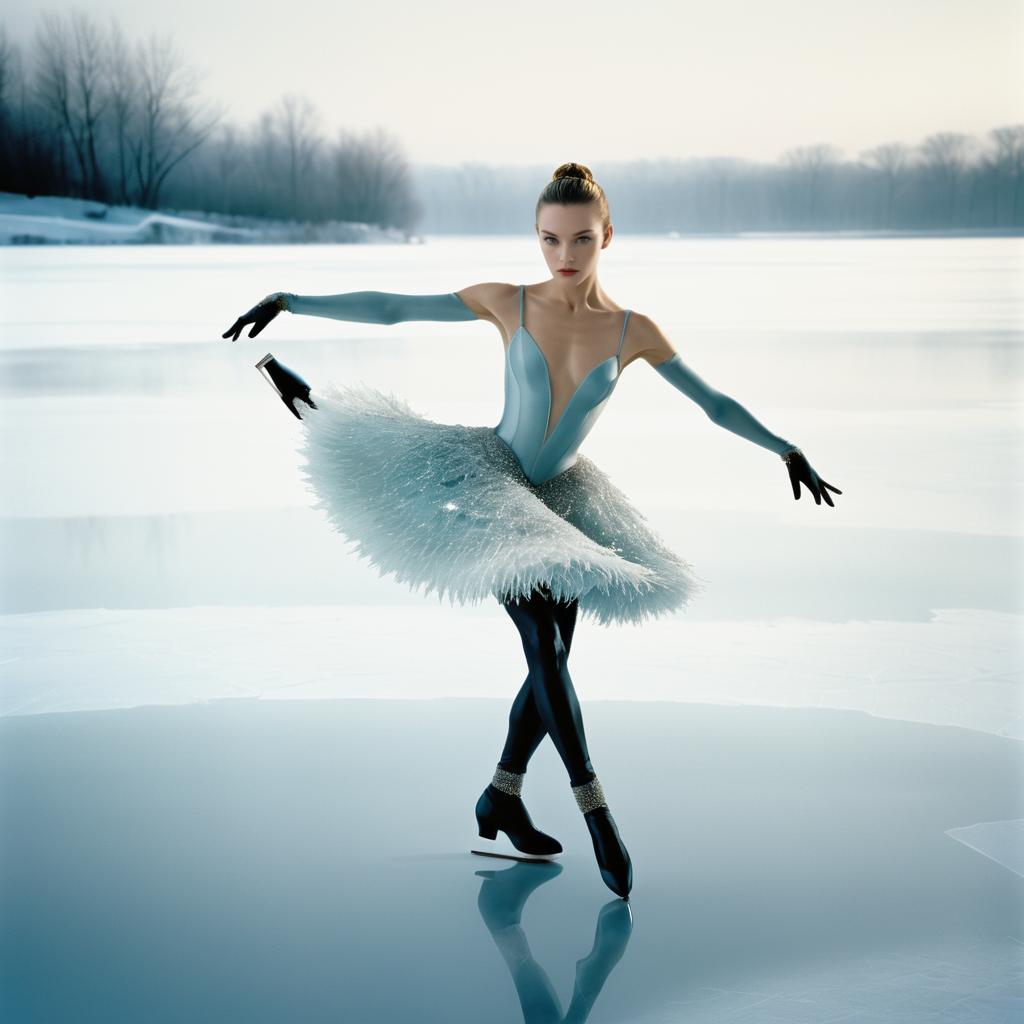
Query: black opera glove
xmin=221 ymin=293 xmax=289 ymax=342
xmin=780 ymin=449 xmax=842 ymax=507
xmin=652 ymin=352 xmax=843 ymax=508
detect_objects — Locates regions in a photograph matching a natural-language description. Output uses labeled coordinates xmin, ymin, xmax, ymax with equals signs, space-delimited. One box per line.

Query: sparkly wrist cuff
xmin=491 ymin=766 xmax=524 ymax=797
xmin=572 ymin=777 xmax=607 ymax=813
xmin=780 ymin=446 xmax=803 ymax=464
xmin=267 ymin=291 xmax=295 ymax=313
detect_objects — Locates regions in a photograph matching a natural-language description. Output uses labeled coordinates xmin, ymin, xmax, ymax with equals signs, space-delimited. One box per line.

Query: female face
xmin=536 ymin=202 xmax=611 ymax=284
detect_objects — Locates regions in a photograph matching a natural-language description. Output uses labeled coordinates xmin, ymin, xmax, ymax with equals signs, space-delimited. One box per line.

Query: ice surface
xmin=1 ymin=237 xmax=1022 ymax=737
xmin=946 ymin=818 xmax=1024 ymax=878
xmin=1 ymin=236 xmax=1021 ymax=1021
xmin=0 ymin=699 xmax=1020 ymax=1023
xmin=2 ymin=605 xmax=1022 ymax=741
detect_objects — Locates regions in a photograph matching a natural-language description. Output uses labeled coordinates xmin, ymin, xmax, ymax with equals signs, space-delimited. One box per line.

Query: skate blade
xmin=470 ymin=835 xmax=561 ymax=863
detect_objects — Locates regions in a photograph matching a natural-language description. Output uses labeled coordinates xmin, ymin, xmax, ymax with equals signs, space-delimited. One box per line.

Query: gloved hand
xmin=221 ymin=293 xmax=287 ymax=342
xmin=255 ymin=353 xmax=316 ymax=421
xmin=784 ymin=451 xmax=842 ymax=506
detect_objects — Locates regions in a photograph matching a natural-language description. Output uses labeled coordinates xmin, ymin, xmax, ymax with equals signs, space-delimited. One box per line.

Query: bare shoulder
xmin=452 ymin=282 xmax=519 ymax=326
xmin=623 ymin=311 xmax=677 ymax=369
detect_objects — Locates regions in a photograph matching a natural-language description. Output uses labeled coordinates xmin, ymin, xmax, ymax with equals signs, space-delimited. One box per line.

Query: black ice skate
xmin=471 ymin=784 xmax=563 ymax=861
xmin=584 ymin=806 xmax=633 ymax=899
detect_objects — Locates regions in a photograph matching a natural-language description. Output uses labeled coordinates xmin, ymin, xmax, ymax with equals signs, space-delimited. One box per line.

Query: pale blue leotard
xmin=495 ymin=284 xmax=630 ymax=485
xmin=276 ymin=287 xmax=799 ymax=483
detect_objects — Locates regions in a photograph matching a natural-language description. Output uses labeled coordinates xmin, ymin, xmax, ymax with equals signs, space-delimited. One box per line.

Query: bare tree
xmin=919 ymin=131 xmax=973 ymax=224
xmin=332 ymin=126 xmax=420 ymax=231
xmin=781 ymin=143 xmax=843 ymax=227
xmin=31 ymin=9 xmax=110 ymax=199
xmin=698 ymin=157 xmax=744 ymax=232
xmin=0 ymin=25 xmax=14 ymax=121
xmin=32 ymin=12 xmax=80 ymax=195
xmin=989 ymin=124 xmax=1024 ymax=226
xmin=274 ymin=94 xmax=321 ymax=216
xmin=0 ymin=25 xmax=17 ymax=172
xmin=860 ymin=142 xmax=910 ymax=229
xmin=0 ymin=27 xmax=62 ymax=195
xmin=129 ymin=31 xmax=222 ymax=208
xmin=103 ymin=17 xmax=139 ymax=205
xmin=213 ymin=123 xmax=244 ymax=215
xmin=68 ymin=10 xmax=109 ymax=200
xmin=249 ymin=110 xmax=285 ymax=215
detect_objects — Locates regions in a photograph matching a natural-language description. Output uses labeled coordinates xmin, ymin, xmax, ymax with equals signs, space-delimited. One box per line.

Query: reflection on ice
xmin=475 ymin=861 xmax=633 ymax=1023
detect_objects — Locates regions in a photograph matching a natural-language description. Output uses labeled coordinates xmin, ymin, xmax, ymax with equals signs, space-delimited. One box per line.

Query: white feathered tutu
xmin=294 ymin=381 xmax=707 ymax=626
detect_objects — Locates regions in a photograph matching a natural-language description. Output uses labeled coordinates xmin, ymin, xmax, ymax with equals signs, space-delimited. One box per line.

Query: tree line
xmin=1 ymin=10 xmax=1021 ymax=235
xmin=414 ymin=128 xmax=1023 ymax=235
xmin=0 ymin=10 xmax=421 ymax=231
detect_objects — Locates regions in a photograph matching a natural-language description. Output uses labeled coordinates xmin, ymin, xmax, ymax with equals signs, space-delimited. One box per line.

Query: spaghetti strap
xmin=519 ymin=284 xmax=525 ymax=330
xmin=616 ymin=310 xmax=632 ymax=358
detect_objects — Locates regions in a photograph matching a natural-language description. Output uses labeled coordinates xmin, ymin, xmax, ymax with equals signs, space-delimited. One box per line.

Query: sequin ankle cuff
xmin=571 ymin=777 xmax=607 ymax=813
xmin=491 ymin=766 xmax=524 ymax=796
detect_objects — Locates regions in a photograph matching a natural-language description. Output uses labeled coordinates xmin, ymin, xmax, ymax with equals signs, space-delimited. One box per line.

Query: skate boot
xmin=573 ymin=777 xmax=632 ymax=899
xmin=475 ymin=767 xmax=562 ymax=858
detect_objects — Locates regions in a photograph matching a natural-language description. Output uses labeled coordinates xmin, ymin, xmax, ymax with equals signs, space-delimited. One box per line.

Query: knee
xmin=505 ymin=590 xmax=568 ymax=666
xmin=522 ymin=617 xmax=567 ymax=668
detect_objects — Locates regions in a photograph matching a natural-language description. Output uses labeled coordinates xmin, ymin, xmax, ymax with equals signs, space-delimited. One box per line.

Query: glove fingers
xmin=224 ymin=301 xmax=278 ymax=342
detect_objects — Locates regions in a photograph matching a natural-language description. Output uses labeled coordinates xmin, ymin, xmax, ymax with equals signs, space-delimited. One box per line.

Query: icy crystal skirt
xmin=294 ymin=381 xmax=707 ymax=626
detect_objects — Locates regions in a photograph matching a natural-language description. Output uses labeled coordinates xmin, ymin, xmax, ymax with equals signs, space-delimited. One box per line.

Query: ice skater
xmin=222 ymin=161 xmax=842 ymax=899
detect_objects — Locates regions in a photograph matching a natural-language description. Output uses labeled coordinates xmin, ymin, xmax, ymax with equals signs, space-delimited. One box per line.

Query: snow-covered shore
xmin=0 ymin=192 xmax=411 ymax=245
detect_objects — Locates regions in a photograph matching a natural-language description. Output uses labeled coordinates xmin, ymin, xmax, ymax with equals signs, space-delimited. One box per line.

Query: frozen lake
xmin=1 ymin=698 xmax=1021 ymax=1023
xmin=0 ymin=237 xmax=1021 ymax=730
xmin=1 ymin=237 xmax=1022 ymax=1021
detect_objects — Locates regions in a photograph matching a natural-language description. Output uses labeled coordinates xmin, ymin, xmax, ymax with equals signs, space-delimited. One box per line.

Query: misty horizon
xmin=6 ymin=0 xmax=1022 ymax=166
xmin=3 ymin=7 xmax=1022 ymax=238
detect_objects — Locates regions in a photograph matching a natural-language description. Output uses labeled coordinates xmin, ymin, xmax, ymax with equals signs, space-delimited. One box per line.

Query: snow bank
xmin=0 ymin=192 xmax=410 ymax=245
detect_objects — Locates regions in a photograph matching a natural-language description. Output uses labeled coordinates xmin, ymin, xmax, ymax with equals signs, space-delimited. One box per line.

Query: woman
xmin=222 ymin=162 xmax=842 ymax=900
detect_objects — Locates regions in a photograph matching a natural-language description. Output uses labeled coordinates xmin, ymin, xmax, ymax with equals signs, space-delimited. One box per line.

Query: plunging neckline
xmin=511 ymin=325 xmax=621 ymax=446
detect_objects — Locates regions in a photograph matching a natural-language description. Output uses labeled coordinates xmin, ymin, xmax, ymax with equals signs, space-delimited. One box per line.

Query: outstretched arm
xmin=639 ymin=314 xmax=841 ymax=506
xmin=221 ymin=289 xmax=479 ymax=341
xmin=653 ymin=352 xmax=800 ymax=457
xmin=277 ymin=290 xmax=480 ymax=324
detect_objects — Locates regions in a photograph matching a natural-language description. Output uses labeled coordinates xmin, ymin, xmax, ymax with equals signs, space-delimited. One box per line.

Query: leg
xmin=501 ymin=588 xmax=595 ymax=788
xmin=498 ymin=587 xmax=579 ymax=774
xmin=488 ymin=590 xmax=632 ymax=896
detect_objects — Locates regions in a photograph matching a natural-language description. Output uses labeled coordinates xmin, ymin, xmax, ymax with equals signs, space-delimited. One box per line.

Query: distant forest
xmin=1 ymin=10 xmax=1021 ymax=235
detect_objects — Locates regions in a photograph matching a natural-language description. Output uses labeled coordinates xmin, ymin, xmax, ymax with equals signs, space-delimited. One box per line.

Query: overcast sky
xmin=8 ymin=0 xmax=1023 ymax=166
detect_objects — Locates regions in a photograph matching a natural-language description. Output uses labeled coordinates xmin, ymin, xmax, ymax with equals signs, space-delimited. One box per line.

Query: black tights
xmin=497 ymin=585 xmax=596 ymax=788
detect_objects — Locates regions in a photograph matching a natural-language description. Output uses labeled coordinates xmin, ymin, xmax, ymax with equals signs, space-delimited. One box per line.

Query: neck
xmin=544 ymin=275 xmax=608 ymax=314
